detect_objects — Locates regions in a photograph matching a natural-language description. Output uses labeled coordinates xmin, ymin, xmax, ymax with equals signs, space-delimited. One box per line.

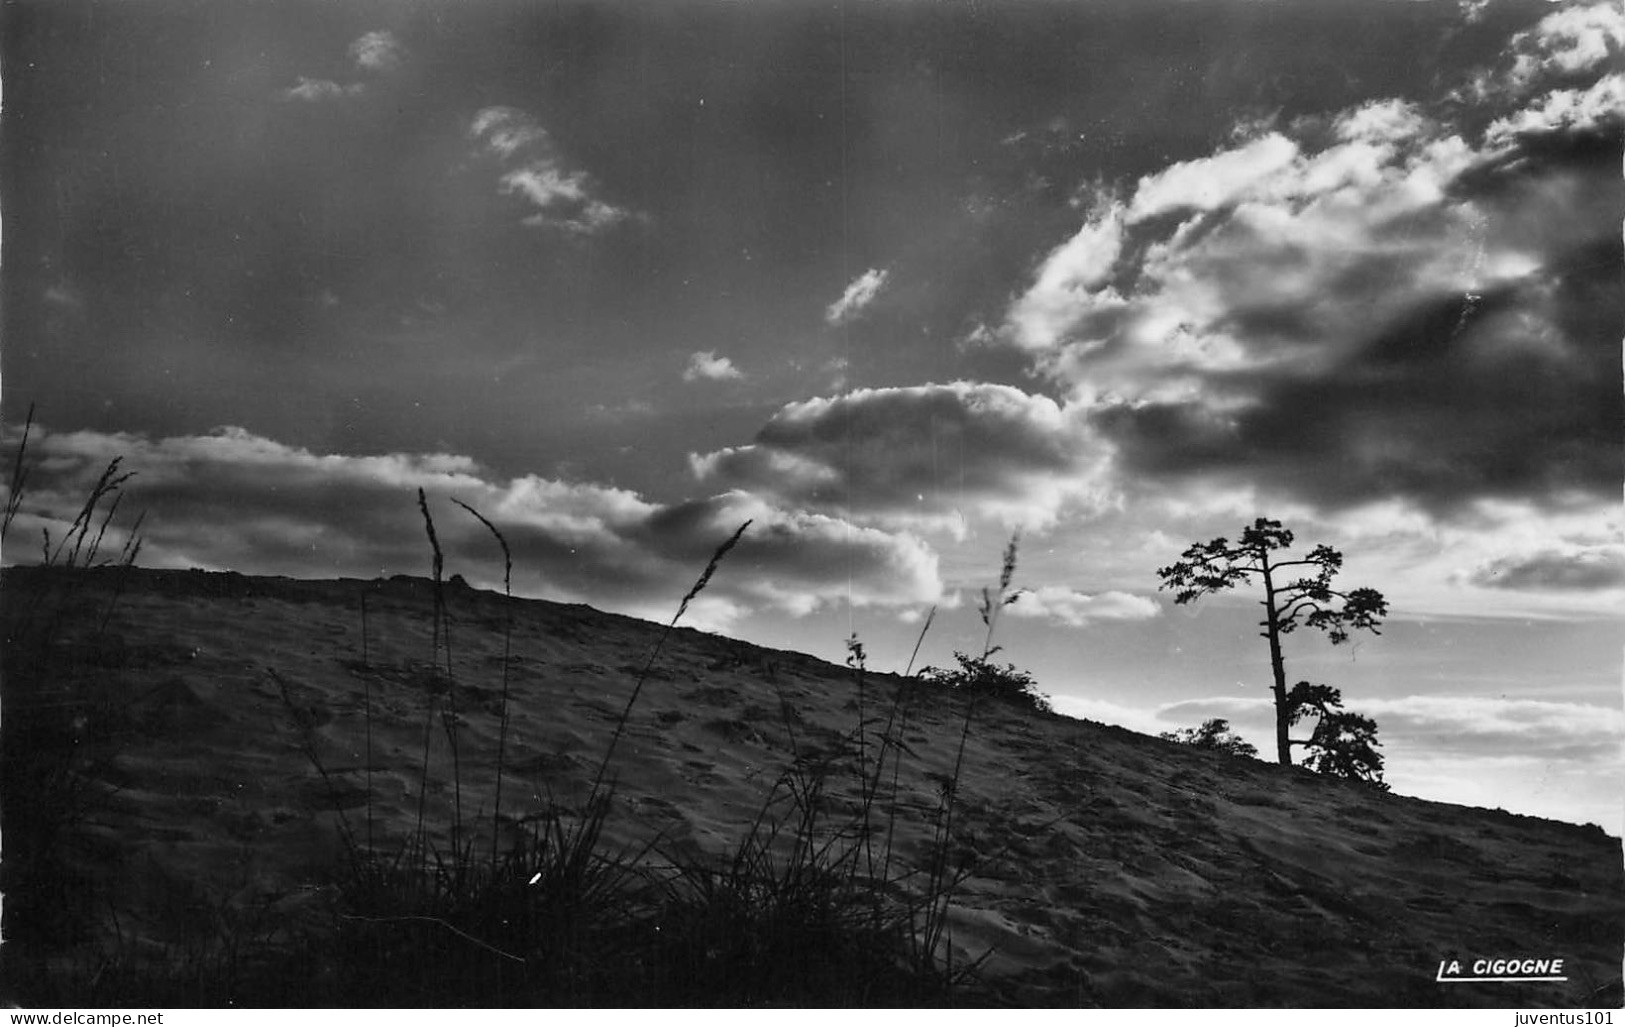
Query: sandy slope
xmin=3 ymin=565 xmax=1620 ymax=1007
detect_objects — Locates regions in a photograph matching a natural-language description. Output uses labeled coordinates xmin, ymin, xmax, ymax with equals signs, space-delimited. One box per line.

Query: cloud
xmin=280 ymin=30 xmax=401 ymax=103
xmin=1331 ymin=99 xmax=1433 ymax=147
xmin=469 ymin=106 xmax=634 ymax=234
xmin=501 ymin=167 xmax=629 ymax=234
xmin=682 ymin=351 xmax=743 ymax=382
xmin=1003 ymin=203 xmax=1125 ymax=352
xmin=281 ymin=77 xmax=363 ymax=103
xmin=1506 ymin=1 xmax=1625 ymax=89
xmin=1006 ymin=586 xmax=1159 ymax=628
xmin=1127 ymin=133 xmax=1299 ymax=223
xmin=469 ymin=107 xmax=549 ymax=158
xmin=0 ymin=424 xmax=943 ymax=631
xmin=690 ymin=382 xmax=1114 ymax=532
xmin=348 ymin=30 xmax=404 ymax=73
xmin=826 ymin=268 xmax=890 ymax=326
xmin=994 ymin=50 xmax=1621 ymax=520
xmin=1048 ymin=694 xmax=1173 ymax=736
xmin=1153 ymin=696 xmax=1273 ymax=731
xmin=1323 ymin=495 xmax=1625 ymax=619
xmin=1483 ymin=73 xmax=1625 ymax=150
xmin=1466 ymin=544 xmax=1625 ymax=593
xmin=1364 ymin=694 xmax=1625 ymax=763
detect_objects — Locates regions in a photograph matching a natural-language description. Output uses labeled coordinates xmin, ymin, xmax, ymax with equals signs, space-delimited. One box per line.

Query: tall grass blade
xmin=452 ymin=498 xmax=515 ymax=866
xmin=588 ymin=519 xmax=750 ymax=803
xmin=2 ymin=402 xmax=35 ymax=539
xmin=416 ymin=489 xmax=463 ymax=858
xmin=903 ymin=604 xmax=936 ymax=678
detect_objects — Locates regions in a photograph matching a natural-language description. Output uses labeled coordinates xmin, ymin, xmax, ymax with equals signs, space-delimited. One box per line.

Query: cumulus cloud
xmin=1005 ymin=586 xmax=1159 ymax=627
xmin=690 ymin=382 xmax=1114 ymax=532
xmin=1004 ymin=203 xmax=1125 ymax=352
xmin=501 ymin=167 xmax=628 ymax=234
xmin=1506 ymin=1 xmax=1625 ymax=89
xmin=826 ymin=268 xmax=890 ymax=326
xmin=468 ymin=107 xmax=548 ymax=158
xmin=994 ymin=39 xmax=1621 ymax=520
xmin=0 ymin=424 xmax=942 ymax=631
xmin=348 ymin=30 xmax=404 ymax=73
xmin=1332 ymin=99 xmax=1433 ymax=147
xmin=682 ymin=350 xmax=743 ymax=382
xmin=1127 ymin=133 xmax=1298 ymax=223
xmin=1483 ymin=73 xmax=1625 ymax=150
xmin=469 ymin=106 xmax=634 ymax=234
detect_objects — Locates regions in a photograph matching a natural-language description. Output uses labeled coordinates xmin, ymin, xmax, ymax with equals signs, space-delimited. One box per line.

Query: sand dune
xmin=3 ymin=565 xmax=1620 ymax=1007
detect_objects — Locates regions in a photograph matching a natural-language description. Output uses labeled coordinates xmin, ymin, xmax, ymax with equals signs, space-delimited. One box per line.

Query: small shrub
xmin=921 ymin=652 xmax=1052 ymax=715
xmin=1158 ymin=717 xmax=1259 ymax=759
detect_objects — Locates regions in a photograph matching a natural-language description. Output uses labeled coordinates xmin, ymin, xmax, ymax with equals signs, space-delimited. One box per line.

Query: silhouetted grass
xmin=3 ymin=471 xmax=1013 ymax=1006
xmin=277 ymin=499 xmax=1005 ymax=1005
xmin=0 ymin=409 xmax=149 ymax=1002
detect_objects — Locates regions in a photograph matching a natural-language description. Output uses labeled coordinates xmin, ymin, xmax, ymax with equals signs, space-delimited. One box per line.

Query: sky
xmin=3 ymin=0 xmax=1621 ymax=832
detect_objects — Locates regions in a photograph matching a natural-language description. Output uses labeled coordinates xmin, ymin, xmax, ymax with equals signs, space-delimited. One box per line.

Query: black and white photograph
xmin=1 ymin=0 xmax=1621 ymax=1010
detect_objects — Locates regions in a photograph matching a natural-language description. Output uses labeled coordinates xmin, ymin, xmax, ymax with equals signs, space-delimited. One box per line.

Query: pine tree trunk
xmin=1260 ymin=558 xmax=1292 ymax=765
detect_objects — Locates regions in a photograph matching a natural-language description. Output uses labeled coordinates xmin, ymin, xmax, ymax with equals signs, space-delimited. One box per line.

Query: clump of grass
xmin=278 ymin=510 xmax=769 ymax=1005
xmin=291 ymin=502 xmax=1020 ymax=1005
xmin=11 ymin=468 xmax=1026 ymax=1006
xmin=633 ymin=619 xmax=983 ymax=1005
xmin=0 ymin=406 xmax=150 ymax=1002
xmin=643 ymin=789 xmax=951 ymax=1005
xmin=2 ymin=404 xmax=147 ymax=652
xmin=910 ymin=531 xmax=1027 ymax=982
xmin=280 ymin=503 xmax=1036 ymax=1005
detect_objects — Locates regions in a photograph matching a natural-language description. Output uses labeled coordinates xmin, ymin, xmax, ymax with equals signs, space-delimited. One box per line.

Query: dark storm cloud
xmin=1090 ymin=262 xmax=1620 ymax=512
xmin=1 ymin=423 xmax=940 ymax=628
xmin=690 ymin=382 xmax=1111 ymax=530
xmin=0 ymin=0 xmax=1557 ymax=500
